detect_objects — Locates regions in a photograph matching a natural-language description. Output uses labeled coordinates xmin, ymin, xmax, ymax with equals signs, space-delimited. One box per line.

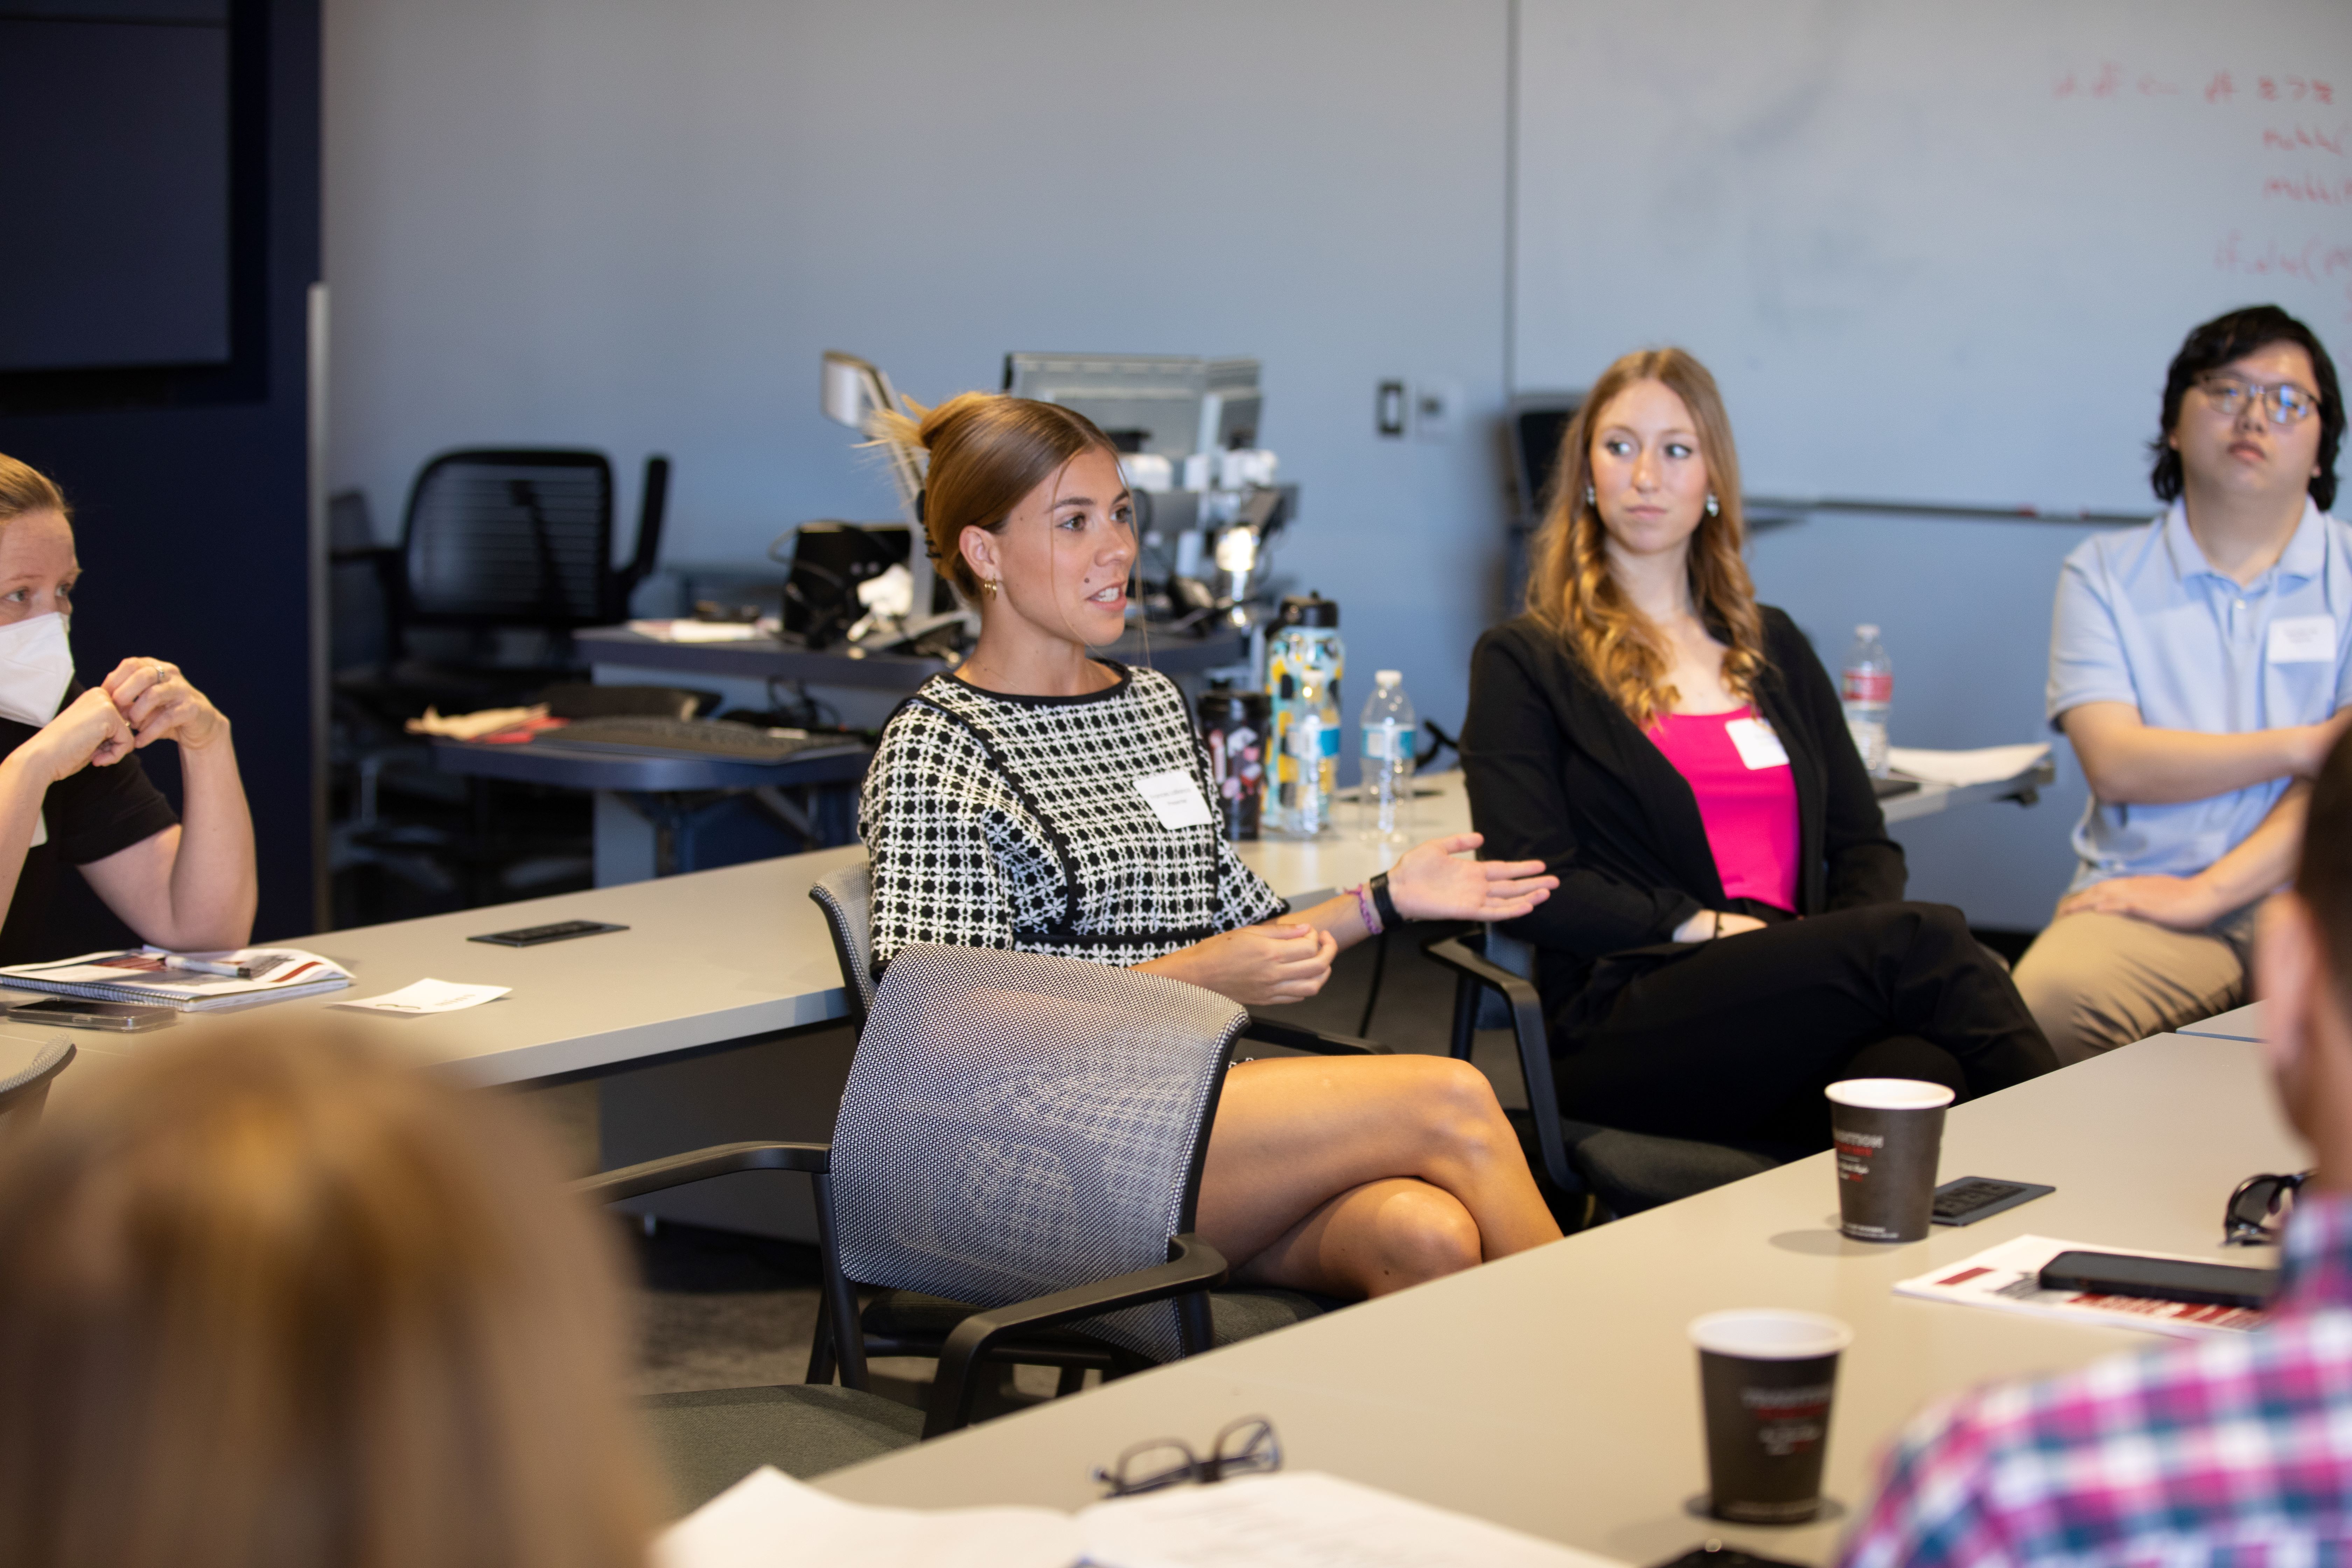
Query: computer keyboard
xmin=538 ymin=717 xmax=868 ymax=764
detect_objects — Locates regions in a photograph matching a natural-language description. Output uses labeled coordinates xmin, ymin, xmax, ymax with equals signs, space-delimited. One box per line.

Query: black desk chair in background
xmin=329 ymin=450 xmax=673 ymax=916
xmin=1424 ymin=926 xmax=1786 ymax=1224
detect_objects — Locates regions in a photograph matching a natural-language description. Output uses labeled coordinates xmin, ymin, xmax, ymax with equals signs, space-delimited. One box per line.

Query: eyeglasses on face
xmin=2195 ymin=374 xmax=2324 ymax=427
xmin=1091 ymin=1415 xmax=1282 ymax=1498
xmin=2225 ymin=1170 xmax=2309 ymax=1246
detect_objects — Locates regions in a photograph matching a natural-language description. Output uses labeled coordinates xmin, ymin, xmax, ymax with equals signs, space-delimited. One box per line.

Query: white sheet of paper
xmin=1722 ymin=716 xmax=1789 ymax=770
xmin=2269 ymin=613 xmax=2337 ymax=665
xmin=656 ymin=1468 xmax=1079 ymax=1568
xmin=1080 ymin=1471 xmax=1630 ymax=1568
xmin=333 ymin=979 xmax=511 ymax=1015
xmin=1885 ymin=742 xmax=2051 ymax=788
xmin=1132 ymin=768 xmax=1216 ymax=830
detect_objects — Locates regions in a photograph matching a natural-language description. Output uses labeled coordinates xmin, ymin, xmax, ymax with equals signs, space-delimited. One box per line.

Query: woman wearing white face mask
xmin=0 ymin=456 xmax=255 ymax=962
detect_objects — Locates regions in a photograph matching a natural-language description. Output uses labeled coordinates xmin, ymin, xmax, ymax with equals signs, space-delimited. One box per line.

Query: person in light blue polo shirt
xmin=2016 ymin=305 xmax=2349 ymax=1063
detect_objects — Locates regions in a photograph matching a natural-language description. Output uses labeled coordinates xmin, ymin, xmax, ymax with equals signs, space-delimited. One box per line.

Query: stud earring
xmin=1704 ymin=492 xmax=1720 ymax=518
xmin=980 ymin=577 xmax=1000 ymax=602
xmin=1584 ymin=483 xmax=1597 ymax=508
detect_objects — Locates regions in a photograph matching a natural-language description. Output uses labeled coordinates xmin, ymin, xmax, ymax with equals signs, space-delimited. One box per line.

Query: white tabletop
xmin=821 ymin=1032 xmax=2302 ymax=1564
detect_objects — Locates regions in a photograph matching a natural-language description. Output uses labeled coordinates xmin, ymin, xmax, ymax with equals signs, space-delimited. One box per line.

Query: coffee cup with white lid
xmin=1689 ymin=1309 xmax=1854 ymax=1524
xmin=1827 ymin=1078 xmax=1954 ymax=1243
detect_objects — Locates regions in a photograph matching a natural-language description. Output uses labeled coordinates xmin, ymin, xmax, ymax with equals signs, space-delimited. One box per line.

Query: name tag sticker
xmin=1724 ymin=716 xmax=1791 ymax=770
xmin=2269 ymin=614 xmax=2337 ymax=665
xmin=1132 ymin=768 xmax=1215 ymax=831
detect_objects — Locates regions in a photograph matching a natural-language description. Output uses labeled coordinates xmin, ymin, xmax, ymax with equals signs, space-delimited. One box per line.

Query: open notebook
xmin=0 ymin=947 xmax=352 ymax=1011
xmin=657 ymin=1467 xmax=1630 ymax=1568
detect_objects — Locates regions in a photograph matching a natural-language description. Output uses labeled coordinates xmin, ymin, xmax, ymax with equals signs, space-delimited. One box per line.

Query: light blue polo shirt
xmin=2049 ymin=498 xmax=2352 ymax=889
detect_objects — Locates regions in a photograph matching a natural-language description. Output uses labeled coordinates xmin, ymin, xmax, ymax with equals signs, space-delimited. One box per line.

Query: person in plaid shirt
xmin=1840 ymin=726 xmax=2352 ymax=1567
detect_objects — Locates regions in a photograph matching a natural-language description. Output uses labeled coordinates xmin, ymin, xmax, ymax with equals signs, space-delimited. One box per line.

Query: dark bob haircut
xmin=2151 ymin=304 xmax=2343 ymax=512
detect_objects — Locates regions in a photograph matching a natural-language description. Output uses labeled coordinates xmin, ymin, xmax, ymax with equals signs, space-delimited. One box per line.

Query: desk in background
xmin=578 ymin=622 xmax=1251 ymax=882
xmin=822 ymin=1030 xmax=2300 ymax=1564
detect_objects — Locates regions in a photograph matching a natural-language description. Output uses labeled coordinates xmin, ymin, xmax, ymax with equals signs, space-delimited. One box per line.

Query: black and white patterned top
xmin=860 ymin=663 xmax=1288 ymax=970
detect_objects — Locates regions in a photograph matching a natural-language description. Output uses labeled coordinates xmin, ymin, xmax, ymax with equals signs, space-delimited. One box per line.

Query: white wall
xmin=325 ymin=0 xmax=1512 ymax=730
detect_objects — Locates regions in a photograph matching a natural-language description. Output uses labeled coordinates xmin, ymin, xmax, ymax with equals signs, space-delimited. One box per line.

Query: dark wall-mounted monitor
xmin=0 ymin=0 xmax=266 ymax=410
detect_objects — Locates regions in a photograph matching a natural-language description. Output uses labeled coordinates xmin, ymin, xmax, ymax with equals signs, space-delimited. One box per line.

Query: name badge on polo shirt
xmin=1724 ymin=716 xmax=1791 ymax=770
xmin=2269 ymin=614 xmax=2337 ymax=665
xmin=1132 ymin=768 xmax=1215 ymax=830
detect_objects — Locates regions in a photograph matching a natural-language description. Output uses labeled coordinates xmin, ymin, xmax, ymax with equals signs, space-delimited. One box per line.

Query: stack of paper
xmin=1894 ymin=1234 xmax=2272 ymax=1339
xmin=657 ymin=1468 xmax=1630 ymax=1568
xmin=0 ymin=948 xmax=352 ymax=1011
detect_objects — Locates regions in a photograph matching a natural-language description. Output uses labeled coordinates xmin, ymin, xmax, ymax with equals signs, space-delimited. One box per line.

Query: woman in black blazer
xmin=1463 ymin=350 xmax=2054 ymax=1149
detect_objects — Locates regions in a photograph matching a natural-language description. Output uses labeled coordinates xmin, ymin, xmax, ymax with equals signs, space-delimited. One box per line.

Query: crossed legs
xmin=1192 ymin=1054 xmax=1562 ymax=1300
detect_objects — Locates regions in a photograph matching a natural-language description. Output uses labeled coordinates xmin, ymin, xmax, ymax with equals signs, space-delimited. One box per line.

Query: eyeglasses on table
xmin=2226 ymin=1170 xmax=2309 ymax=1246
xmin=2196 ymin=374 xmax=2324 ymax=426
xmin=1092 ymin=1415 xmax=1282 ymax=1498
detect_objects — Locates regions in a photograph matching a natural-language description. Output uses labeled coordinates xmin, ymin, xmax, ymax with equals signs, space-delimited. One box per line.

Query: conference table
xmin=819 ymin=1027 xmax=2301 ymax=1564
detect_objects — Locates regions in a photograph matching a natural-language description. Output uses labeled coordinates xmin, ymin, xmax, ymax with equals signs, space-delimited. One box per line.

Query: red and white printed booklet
xmin=0 ymin=947 xmax=352 ymax=1011
xmin=1895 ymin=1233 xmax=2272 ymax=1339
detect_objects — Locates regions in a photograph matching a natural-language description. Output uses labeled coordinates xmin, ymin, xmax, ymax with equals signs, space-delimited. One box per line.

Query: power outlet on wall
xmin=1413 ymin=379 xmax=1462 ymax=443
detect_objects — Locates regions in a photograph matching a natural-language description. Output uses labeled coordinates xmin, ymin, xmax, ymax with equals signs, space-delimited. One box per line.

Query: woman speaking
xmin=0 ymin=456 xmax=255 ymax=962
xmin=1461 ymin=350 xmax=2053 ymax=1150
xmin=858 ymin=393 xmax=1563 ymax=1301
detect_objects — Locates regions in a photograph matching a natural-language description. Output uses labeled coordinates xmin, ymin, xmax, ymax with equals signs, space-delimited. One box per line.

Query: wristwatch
xmin=1368 ymin=872 xmax=1401 ymax=930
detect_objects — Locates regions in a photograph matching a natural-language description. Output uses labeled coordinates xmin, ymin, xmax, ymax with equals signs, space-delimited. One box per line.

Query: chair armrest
xmin=925 ymin=1233 xmax=1229 ymax=1438
xmin=573 ymin=1140 xmax=830 ymax=1204
xmin=1241 ymin=1014 xmax=1388 ymax=1056
xmin=1423 ymin=934 xmax=1576 ymax=1196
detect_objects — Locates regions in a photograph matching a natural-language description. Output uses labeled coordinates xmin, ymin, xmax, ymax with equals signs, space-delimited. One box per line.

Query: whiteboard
xmin=1513 ymin=0 xmax=2352 ymax=513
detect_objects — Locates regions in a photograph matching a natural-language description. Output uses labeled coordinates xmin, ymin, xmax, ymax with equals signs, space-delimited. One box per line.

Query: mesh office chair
xmin=1425 ymin=926 xmax=1783 ymax=1220
xmin=804 ymin=864 xmax=1345 ymax=1393
xmin=583 ymin=943 xmax=1268 ymax=1459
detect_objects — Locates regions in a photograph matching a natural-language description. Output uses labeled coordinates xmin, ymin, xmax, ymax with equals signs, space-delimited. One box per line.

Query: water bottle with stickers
xmin=1358 ymin=670 xmax=1416 ymax=842
xmin=1267 ymin=593 xmax=1344 ymax=837
xmin=1841 ymin=624 xmax=1892 ymax=778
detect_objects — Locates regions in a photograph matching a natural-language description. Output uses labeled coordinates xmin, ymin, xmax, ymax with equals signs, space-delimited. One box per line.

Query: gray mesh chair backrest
xmin=809 ymin=862 xmax=877 ymax=1026
xmin=830 ymin=944 xmax=1246 ymax=1362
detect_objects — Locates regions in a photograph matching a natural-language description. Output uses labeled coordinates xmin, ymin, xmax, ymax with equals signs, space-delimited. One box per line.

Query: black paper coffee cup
xmin=1689 ymin=1309 xmax=1853 ymax=1525
xmin=1827 ymin=1078 xmax=1954 ymax=1243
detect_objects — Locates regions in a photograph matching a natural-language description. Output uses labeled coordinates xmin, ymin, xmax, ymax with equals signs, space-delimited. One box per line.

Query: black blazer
xmin=1462 ymin=609 xmax=1904 ymax=1013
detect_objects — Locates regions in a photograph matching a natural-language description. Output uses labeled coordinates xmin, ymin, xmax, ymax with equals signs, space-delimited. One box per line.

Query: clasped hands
xmin=25 ymin=659 xmax=226 ymax=785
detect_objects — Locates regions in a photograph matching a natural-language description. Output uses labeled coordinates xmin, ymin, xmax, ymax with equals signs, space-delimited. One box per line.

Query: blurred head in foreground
xmin=2262 ymin=724 xmax=2352 ymax=1182
xmin=0 ymin=1025 xmax=654 ymax=1568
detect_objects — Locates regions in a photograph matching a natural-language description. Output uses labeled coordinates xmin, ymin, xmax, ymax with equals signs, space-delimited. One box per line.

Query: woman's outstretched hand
xmin=1386 ymin=834 xmax=1558 ymax=924
xmin=1139 ymin=920 xmax=1337 ymax=1007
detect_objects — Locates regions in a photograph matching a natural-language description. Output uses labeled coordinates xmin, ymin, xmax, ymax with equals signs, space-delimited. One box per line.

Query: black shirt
xmin=1462 ymin=608 xmax=1904 ymax=1018
xmin=0 ymin=683 xmax=180 ymax=965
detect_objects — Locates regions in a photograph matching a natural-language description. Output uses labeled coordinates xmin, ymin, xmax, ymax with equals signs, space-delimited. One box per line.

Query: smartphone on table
xmin=5 ymin=997 xmax=178 ymax=1032
xmin=2037 ymin=1249 xmax=2277 ymax=1310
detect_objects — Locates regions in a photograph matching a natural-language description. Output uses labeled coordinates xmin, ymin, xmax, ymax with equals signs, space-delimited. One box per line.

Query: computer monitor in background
xmin=1507 ymin=393 xmax=1583 ymax=524
xmin=1003 ymin=354 xmax=1262 ymax=457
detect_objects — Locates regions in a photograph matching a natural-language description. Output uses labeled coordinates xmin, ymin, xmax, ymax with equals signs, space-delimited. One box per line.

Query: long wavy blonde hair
xmin=1525 ymin=348 xmax=1767 ymax=729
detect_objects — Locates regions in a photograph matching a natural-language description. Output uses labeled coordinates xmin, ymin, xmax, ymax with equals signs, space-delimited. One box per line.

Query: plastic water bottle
xmin=1841 ymin=624 xmax=1892 ymax=778
xmin=1359 ymin=671 xmax=1416 ymax=842
xmin=1267 ymin=594 xmax=1345 ymax=836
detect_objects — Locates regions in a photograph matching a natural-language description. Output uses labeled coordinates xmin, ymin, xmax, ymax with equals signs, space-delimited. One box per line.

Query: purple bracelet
xmin=1351 ymin=881 xmax=1384 ymax=936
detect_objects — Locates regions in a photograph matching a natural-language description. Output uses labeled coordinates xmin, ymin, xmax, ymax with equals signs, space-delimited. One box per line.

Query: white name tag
xmin=1131 ymin=768 xmax=1215 ymax=830
xmin=1724 ymin=716 xmax=1791 ymax=770
xmin=2269 ymin=614 xmax=2337 ymax=665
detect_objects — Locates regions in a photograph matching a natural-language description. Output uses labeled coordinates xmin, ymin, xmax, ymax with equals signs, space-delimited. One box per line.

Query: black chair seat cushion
xmin=1559 ymin=1117 xmax=1783 ymax=1216
xmin=863 ymin=1284 xmax=1330 ymax=1351
xmin=641 ymin=1383 xmax=923 ymax=1513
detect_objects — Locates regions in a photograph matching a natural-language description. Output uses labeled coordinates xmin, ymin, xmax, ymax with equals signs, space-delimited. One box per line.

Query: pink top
xmin=1645 ymin=705 xmax=1799 ymax=913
